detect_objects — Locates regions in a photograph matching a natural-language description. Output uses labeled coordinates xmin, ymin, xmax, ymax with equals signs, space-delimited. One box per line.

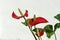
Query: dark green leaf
xmin=44 ymin=25 xmax=54 ymax=38
xmin=54 ymin=23 xmax=60 ymax=31
xmin=54 ymin=14 xmax=60 ymax=21
xmin=46 ymin=32 xmax=54 ymax=38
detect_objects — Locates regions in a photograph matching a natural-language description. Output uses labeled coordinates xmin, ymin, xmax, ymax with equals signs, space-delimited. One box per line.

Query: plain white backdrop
xmin=0 ymin=0 xmax=60 ymax=40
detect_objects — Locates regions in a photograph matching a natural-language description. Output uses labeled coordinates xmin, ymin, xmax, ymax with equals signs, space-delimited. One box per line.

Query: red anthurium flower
xmin=29 ymin=17 xmax=48 ymax=26
xmin=36 ymin=29 xmax=44 ymax=37
xmin=12 ymin=10 xmax=28 ymax=19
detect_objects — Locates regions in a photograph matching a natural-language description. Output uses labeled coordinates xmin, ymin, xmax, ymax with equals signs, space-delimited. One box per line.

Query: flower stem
xmin=38 ymin=37 xmax=42 ymax=40
xmin=38 ymin=37 xmax=40 ymax=40
xmin=30 ymin=27 xmax=37 ymax=40
xmin=54 ymin=33 xmax=57 ymax=40
xmin=23 ymin=16 xmax=37 ymax=40
xmin=41 ymin=37 xmax=42 ymax=40
xmin=18 ymin=8 xmax=37 ymax=40
xmin=24 ymin=17 xmax=37 ymax=40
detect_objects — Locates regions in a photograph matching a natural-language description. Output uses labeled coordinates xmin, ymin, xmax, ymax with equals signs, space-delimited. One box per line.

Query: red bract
xmin=24 ymin=10 xmax=28 ymax=17
xmin=12 ymin=11 xmax=22 ymax=19
xmin=29 ymin=17 xmax=48 ymax=26
xmin=12 ymin=10 xmax=28 ymax=19
xmin=36 ymin=29 xmax=44 ymax=37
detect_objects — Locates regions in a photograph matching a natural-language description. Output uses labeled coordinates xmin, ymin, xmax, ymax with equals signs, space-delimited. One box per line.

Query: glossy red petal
xmin=39 ymin=29 xmax=44 ymax=36
xmin=36 ymin=29 xmax=44 ymax=37
xmin=12 ymin=11 xmax=22 ymax=19
xmin=35 ymin=17 xmax=48 ymax=24
xmin=29 ymin=17 xmax=48 ymax=26
xmin=29 ymin=19 xmax=35 ymax=26
xmin=24 ymin=10 xmax=28 ymax=17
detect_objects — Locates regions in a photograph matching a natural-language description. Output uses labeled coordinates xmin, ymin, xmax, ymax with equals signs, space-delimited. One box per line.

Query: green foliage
xmin=54 ymin=23 xmax=60 ymax=31
xmin=54 ymin=14 xmax=60 ymax=21
xmin=46 ymin=32 xmax=54 ymax=38
xmin=42 ymin=14 xmax=60 ymax=39
xmin=44 ymin=25 xmax=54 ymax=38
xmin=22 ymin=19 xmax=30 ymax=26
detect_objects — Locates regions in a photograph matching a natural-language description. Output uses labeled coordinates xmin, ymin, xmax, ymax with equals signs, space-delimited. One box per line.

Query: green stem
xmin=23 ymin=17 xmax=37 ymax=40
xmin=18 ymin=8 xmax=37 ymax=40
xmin=30 ymin=27 xmax=37 ymax=40
xmin=54 ymin=33 xmax=57 ymax=40
xmin=40 ymin=38 xmax=42 ymax=40
xmin=38 ymin=37 xmax=40 ymax=40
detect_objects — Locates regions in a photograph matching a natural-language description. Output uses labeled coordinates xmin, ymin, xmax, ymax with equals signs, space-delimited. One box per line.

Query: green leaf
xmin=54 ymin=14 xmax=60 ymax=21
xmin=33 ymin=28 xmax=42 ymax=32
xmin=21 ymin=22 xmax=27 ymax=26
xmin=46 ymin=32 xmax=54 ymax=38
xmin=22 ymin=19 xmax=30 ymax=26
xmin=54 ymin=23 xmax=60 ymax=31
xmin=44 ymin=25 xmax=54 ymax=38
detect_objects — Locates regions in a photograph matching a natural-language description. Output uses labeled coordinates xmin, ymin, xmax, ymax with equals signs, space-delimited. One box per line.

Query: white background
xmin=0 ymin=0 xmax=60 ymax=40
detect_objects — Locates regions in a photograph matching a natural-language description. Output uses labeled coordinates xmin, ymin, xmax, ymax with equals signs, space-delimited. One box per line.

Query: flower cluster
xmin=12 ymin=8 xmax=60 ymax=40
xmin=12 ymin=10 xmax=28 ymax=19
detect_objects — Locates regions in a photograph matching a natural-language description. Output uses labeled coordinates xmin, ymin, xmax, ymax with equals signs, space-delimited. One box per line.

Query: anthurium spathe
xmin=12 ymin=11 xmax=22 ymax=19
xmin=22 ymin=17 xmax=48 ymax=27
xmin=36 ymin=29 xmax=44 ymax=37
xmin=12 ymin=10 xmax=28 ymax=19
xmin=33 ymin=28 xmax=44 ymax=37
xmin=29 ymin=17 xmax=48 ymax=26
